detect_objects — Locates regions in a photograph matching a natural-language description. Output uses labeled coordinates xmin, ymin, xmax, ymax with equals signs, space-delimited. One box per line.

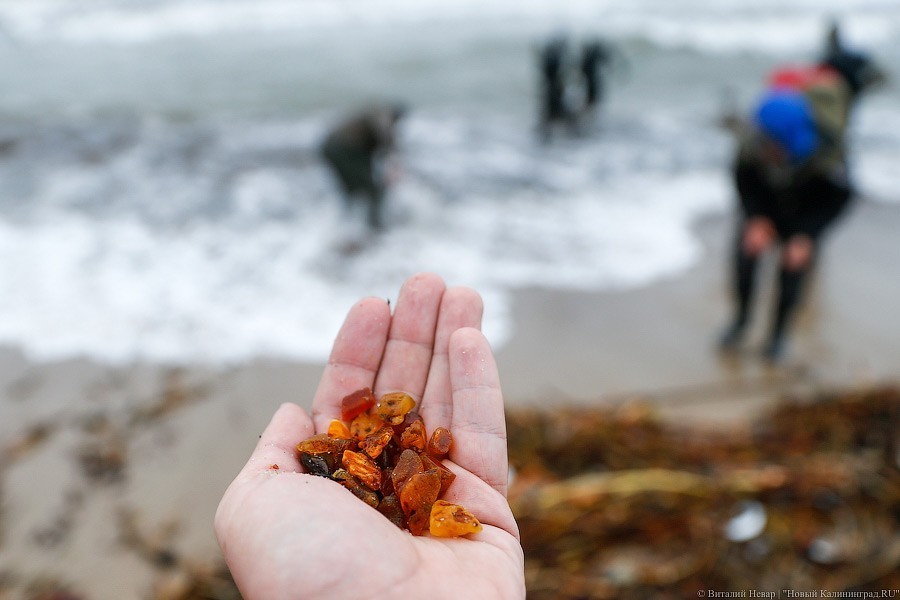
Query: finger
xmin=311 ymin=297 xmax=392 ymax=432
xmin=373 ymin=272 xmax=446 ymax=401
xmin=447 ymin=328 xmax=509 ymax=497
xmin=419 ymin=286 xmax=484 ymax=432
xmin=239 ymin=403 xmax=313 ymax=478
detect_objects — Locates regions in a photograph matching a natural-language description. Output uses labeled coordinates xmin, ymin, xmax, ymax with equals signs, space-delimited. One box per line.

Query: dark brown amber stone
xmin=350 ymin=412 xmax=387 ymax=441
xmin=420 ymin=454 xmax=456 ymax=496
xmin=427 ymin=427 xmax=453 ymax=457
xmin=359 ymin=426 xmax=394 ymax=459
xmin=342 ymin=450 xmax=382 ymax=490
xmin=299 ymin=452 xmax=332 ymax=478
xmin=381 ymin=467 xmax=395 ymax=496
xmin=377 ymin=494 xmax=406 ymax=529
xmin=376 ymin=392 xmax=417 ymax=425
xmin=391 ymin=449 xmax=424 ymax=495
xmin=341 ymin=387 xmax=376 ymax=422
xmin=342 ymin=475 xmax=379 ymax=508
xmin=429 ymin=500 xmax=483 ymax=537
xmin=400 ymin=417 xmax=427 ymax=452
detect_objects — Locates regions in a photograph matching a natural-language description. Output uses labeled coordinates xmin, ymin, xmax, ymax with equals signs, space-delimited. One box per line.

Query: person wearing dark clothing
xmin=579 ymin=39 xmax=611 ymax=112
xmin=820 ymin=21 xmax=886 ymax=101
xmin=320 ymin=104 xmax=406 ymax=231
xmin=719 ymin=80 xmax=853 ymax=362
xmin=538 ymin=35 xmax=572 ymax=141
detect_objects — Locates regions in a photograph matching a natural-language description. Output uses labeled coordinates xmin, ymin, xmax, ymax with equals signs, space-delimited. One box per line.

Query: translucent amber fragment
xmin=391 ymin=449 xmax=424 ymax=494
xmin=343 ymin=475 xmax=379 ymax=508
xmin=407 ymin=506 xmax=431 ymax=536
xmin=381 ymin=467 xmax=395 ymax=496
xmin=429 ymin=500 xmax=482 ymax=537
xmin=327 ymin=419 xmax=352 ymax=439
xmin=341 ymin=450 xmax=382 ymax=490
xmin=420 ymin=454 xmax=456 ymax=496
xmin=392 ymin=410 xmax=420 ymax=437
xmin=296 ymin=434 xmax=355 ymax=457
xmin=399 ymin=469 xmax=441 ymax=516
xmin=376 ymin=392 xmax=417 ymax=425
xmin=427 ymin=427 xmax=453 ymax=457
xmin=341 ymin=387 xmax=376 ymax=422
xmin=350 ymin=412 xmax=387 ymax=441
xmin=360 ymin=426 xmax=394 ymax=459
xmin=377 ymin=494 xmax=406 ymax=529
xmin=400 ymin=417 xmax=427 ymax=452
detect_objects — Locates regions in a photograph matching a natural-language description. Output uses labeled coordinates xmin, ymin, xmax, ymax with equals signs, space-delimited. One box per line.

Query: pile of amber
xmin=295 ymin=387 xmax=482 ymax=538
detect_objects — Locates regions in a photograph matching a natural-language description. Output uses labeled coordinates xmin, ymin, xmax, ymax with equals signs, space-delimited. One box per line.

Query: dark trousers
xmin=730 ymin=230 xmax=815 ymax=343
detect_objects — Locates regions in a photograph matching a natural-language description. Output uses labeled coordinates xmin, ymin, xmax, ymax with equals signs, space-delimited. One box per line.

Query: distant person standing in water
xmin=579 ymin=38 xmax=612 ymax=118
xmin=538 ymin=34 xmax=574 ymax=142
xmin=320 ymin=104 xmax=406 ymax=231
xmin=719 ymin=25 xmax=883 ymax=362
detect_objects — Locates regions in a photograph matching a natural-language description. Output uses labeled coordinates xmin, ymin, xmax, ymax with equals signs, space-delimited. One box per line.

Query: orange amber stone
xmin=420 ymin=454 xmax=456 ymax=496
xmin=400 ymin=417 xmax=427 ymax=452
xmin=341 ymin=387 xmax=376 ymax=422
xmin=399 ymin=469 xmax=441 ymax=516
xmin=429 ymin=500 xmax=483 ymax=537
xmin=327 ymin=419 xmax=353 ymax=439
xmin=391 ymin=449 xmax=424 ymax=494
xmin=427 ymin=427 xmax=452 ymax=457
xmin=376 ymin=392 xmax=417 ymax=425
xmin=359 ymin=426 xmax=394 ymax=459
xmin=296 ymin=434 xmax=355 ymax=457
xmin=341 ymin=450 xmax=382 ymax=490
xmin=350 ymin=412 xmax=387 ymax=441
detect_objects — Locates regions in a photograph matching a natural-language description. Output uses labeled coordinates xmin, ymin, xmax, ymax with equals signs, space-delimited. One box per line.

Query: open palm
xmin=215 ymin=273 xmax=525 ymax=599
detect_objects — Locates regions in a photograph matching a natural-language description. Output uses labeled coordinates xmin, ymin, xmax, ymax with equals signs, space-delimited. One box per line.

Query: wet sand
xmin=0 ymin=199 xmax=898 ymax=599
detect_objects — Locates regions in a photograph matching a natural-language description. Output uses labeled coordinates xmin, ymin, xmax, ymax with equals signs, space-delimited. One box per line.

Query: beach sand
xmin=0 ymin=199 xmax=898 ymax=599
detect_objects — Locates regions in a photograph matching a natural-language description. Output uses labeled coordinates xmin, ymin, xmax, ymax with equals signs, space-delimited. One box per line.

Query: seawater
xmin=0 ymin=0 xmax=898 ymax=364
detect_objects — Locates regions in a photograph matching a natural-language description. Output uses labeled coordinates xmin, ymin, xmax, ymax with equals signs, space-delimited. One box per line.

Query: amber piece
xmin=342 ymin=475 xmax=379 ymax=508
xmin=429 ymin=500 xmax=483 ymax=537
xmin=400 ymin=417 xmax=427 ymax=452
xmin=407 ymin=506 xmax=431 ymax=536
xmin=342 ymin=450 xmax=382 ymax=490
xmin=399 ymin=469 xmax=441 ymax=516
xmin=377 ymin=439 xmax=403 ymax=470
xmin=299 ymin=453 xmax=332 ymax=478
xmin=332 ymin=468 xmax=350 ymax=480
xmin=427 ymin=427 xmax=453 ymax=457
xmin=351 ymin=412 xmax=387 ymax=441
xmin=360 ymin=426 xmax=394 ymax=459
xmin=341 ymin=387 xmax=376 ymax=422
xmin=296 ymin=434 xmax=355 ymax=457
xmin=376 ymin=392 xmax=417 ymax=425
xmin=377 ymin=494 xmax=406 ymax=529
xmin=327 ymin=419 xmax=352 ymax=439
xmin=421 ymin=454 xmax=456 ymax=496
xmin=391 ymin=449 xmax=424 ymax=495
xmin=381 ymin=467 xmax=395 ymax=496
xmin=392 ymin=410 xmax=420 ymax=437
xmin=401 ymin=469 xmax=441 ymax=536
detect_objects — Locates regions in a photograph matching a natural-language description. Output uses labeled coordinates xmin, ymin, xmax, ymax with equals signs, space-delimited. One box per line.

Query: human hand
xmin=742 ymin=217 xmax=776 ymax=256
xmin=215 ymin=273 xmax=525 ymax=599
xmin=783 ymin=234 xmax=814 ymax=270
